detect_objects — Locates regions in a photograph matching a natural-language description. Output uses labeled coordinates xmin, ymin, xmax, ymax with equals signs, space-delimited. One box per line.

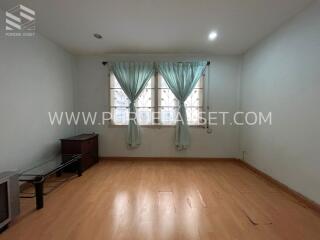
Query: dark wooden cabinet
xmin=60 ymin=134 xmax=99 ymax=172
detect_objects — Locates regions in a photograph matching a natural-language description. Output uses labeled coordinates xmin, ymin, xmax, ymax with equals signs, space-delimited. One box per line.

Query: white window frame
xmin=108 ymin=71 xmax=206 ymax=127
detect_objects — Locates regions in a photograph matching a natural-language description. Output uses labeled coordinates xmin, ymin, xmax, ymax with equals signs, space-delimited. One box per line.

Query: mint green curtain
xmin=110 ymin=62 xmax=154 ymax=147
xmin=158 ymin=61 xmax=207 ymax=150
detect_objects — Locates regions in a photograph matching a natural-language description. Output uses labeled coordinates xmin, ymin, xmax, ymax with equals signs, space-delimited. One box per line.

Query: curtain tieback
xmin=178 ymin=100 xmax=185 ymax=110
xmin=129 ymin=101 xmax=135 ymax=107
xmin=129 ymin=101 xmax=136 ymax=119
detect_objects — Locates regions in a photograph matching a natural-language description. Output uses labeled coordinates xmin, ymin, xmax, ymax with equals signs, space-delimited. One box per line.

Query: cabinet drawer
xmin=81 ymin=139 xmax=94 ymax=153
xmin=61 ymin=141 xmax=81 ymax=154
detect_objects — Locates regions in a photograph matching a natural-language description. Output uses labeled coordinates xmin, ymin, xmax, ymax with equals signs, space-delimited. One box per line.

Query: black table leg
xmin=34 ymin=178 xmax=44 ymax=209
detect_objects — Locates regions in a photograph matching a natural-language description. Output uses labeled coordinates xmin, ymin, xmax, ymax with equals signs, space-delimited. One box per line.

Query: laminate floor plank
xmin=1 ymin=159 xmax=319 ymax=240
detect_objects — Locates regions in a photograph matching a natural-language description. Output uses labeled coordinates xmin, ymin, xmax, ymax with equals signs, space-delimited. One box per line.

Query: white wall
xmin=240 ymin=1 xmax=320 ymax=203
xmin=0 ymin=10 xmax=76 ymax=171
xmin=74 ymin=54 xmax=241 ymax=158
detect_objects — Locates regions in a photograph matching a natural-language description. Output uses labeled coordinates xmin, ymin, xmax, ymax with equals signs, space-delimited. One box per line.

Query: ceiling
xmin=0 ymin=0 xmax=314 ymax=55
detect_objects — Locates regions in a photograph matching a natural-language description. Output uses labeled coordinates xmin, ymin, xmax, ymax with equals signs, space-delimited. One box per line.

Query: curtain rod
xmin=102 ymin=61 xmax=211 ymax=66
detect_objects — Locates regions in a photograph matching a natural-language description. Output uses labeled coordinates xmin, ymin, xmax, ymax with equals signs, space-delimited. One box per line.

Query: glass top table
xmin=19 ymin=154 xmax=82 ymax=209
xmin=19 ymin=154 xmax=81 ymax=180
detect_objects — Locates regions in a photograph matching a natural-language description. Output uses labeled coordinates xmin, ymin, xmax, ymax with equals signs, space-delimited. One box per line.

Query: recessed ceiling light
xmin=93 ymin=33 xmax=103 ymax=39
xmin=208 ymin=31 xmax=218 ymax=41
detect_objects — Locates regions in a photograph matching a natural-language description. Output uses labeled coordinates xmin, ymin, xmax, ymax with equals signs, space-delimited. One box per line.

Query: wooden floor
xmin=1 ymin=159 xmax=320 ymax=240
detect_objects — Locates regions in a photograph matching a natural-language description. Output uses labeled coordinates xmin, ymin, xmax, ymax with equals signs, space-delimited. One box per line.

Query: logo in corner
xmin=5 ymin=4 xmax=36 ymax=37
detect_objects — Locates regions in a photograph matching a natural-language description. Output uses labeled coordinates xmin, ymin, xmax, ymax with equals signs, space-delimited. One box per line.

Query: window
xmin=109 ymin=72 xmax=204 ymax=126
xmin=158 ymin=74 xmax=204 ymax=125
xmin=110 ymin=73 xmax=155 ymax=125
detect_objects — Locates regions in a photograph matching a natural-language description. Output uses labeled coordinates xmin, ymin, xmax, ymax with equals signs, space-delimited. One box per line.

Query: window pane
xmin=110 ymin=72 xmax=155 ymax=125
xmin=110 ymin=73 xmax=122 ymax=88
xmin=136 ymin=108 xmax=153 ymax=125
xmin=111 ymin=107 xmax=129 ymax=125
xmin=111 ymin=107 xmax=155 ymax=125
xmin=159 ymin=89 xmax=178 ymax=107
xmin=110 ymin=89 xmax=129 ymax=107
xmin=145 ymin=76 xmax=155 ymax=88
xmin=158 ymin=74 xmax=204 ymax=125
xmin=136 ymin=88 xmax=153 ymax=108
xmin=159 ymin=107 xmax=178 ymax=125
xmin=159 ymin=75 xmax=169 ymax=88
xmin=185 ymin=89 xmax=203 ymax=107
xmin=194 ymin=76 xmax=204 ymax=88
